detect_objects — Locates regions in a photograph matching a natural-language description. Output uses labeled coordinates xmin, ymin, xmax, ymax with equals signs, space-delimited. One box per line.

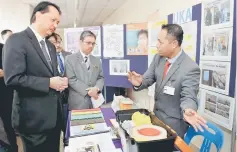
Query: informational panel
xmin=101 ymin=25 xmax=148 ymax=88
xmin=126 ymin=23 xmax=148 ymax=56
xmin=103 ymin=25 xmax=124 ymax=58
xmin=200 ymin=0 xmax=235 ymax=130
xmin=169 ymin=2 xmax=236 ymax=130
xmin=64 ymin=26 xmax=101 ymax=57
xmin=199 ymin=89 xmax=235 ymax=129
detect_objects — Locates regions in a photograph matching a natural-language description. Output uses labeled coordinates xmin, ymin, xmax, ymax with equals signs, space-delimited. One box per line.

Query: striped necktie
xmin=84 ymin=56 xmax=90 ymax=70
xmin=57 ymin=53 xmax=64 ymax=74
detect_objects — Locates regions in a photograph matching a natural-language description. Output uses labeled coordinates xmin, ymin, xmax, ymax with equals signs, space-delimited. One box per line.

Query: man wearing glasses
xmin=47 ymin=33 xmax=71 ymax=76
xmin=65 ymin=31 xmax=104 ymax=110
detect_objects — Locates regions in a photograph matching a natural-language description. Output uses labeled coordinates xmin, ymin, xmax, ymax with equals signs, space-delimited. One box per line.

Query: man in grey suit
xmin=128 ymin=24 xmax=207 ymax=138
xmin=65 ymin=31 xmax=104 ymax=110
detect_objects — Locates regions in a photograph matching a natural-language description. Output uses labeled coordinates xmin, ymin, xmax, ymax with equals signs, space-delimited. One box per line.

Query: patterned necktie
xmin=40 ymin=40 xmax=52 ymax=71
xmin=57 ymin=54 xmax=64 ymax=74
xmin=84 ymin=56 xmax=90 ymax=70
xmin=163 ymin=60 xmax=171 ymax=79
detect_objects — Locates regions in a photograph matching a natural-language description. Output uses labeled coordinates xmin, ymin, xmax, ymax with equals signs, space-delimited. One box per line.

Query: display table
xmin=65 ymin=108 xmax=122 ymax=149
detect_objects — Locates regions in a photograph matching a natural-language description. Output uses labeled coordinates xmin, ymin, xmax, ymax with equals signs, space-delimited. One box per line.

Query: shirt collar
xmin=29 ymin=26 xmax=45 ymax=43
xmin=57 ymin=52 xmax=62 ymax=56
xmin=80 ymin=50 xmax=89 ymax=59
xmin=167 ymin=50 xmax=183 ymax=64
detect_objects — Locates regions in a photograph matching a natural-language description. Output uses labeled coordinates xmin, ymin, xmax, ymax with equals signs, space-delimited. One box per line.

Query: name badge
xmin=163 ymin=86 xmax=175 ymax=95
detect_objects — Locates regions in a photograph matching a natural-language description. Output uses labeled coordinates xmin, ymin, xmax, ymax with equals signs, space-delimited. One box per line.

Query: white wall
xmin=103 ymin=0 xmax=233 ymax=151
xmin=0 ymin=0 xmax=31 ymax=43
xmin=103 ymin=0 xmax=201 ymax=24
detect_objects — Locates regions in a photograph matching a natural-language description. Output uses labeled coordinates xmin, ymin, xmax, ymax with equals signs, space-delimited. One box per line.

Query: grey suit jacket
xmin=135 ymin=51 xmax=200 ymax=138
xmin=61 ymin=51 xmax=71 ymax=58
xmin=65 ymin=52 xmax=104 ymax=110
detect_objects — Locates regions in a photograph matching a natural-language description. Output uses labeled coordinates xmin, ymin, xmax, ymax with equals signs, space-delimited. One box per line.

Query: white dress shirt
xmin=29 ymin=26 xmax=51 ymax=60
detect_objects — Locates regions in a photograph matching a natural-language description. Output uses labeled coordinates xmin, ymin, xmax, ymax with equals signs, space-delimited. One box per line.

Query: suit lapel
xmin=46 ymin=41 xmax=57 ymax=75
xmin=156 ymin=58 xmax=166 ymax=91
xmin=26 ymin=27 xmax=53 ymax=75
xmin=76 ymin=52 xmax=88 ymax=74
xmin=157 ymin=52 xmax=185 ymax=94
xmin=88 ymin=56 xmax=96 ymax=81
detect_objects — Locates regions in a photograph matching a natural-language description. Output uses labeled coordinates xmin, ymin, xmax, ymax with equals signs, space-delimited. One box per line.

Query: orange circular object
xmin=137 ymin=128 xmax=161 ymax=136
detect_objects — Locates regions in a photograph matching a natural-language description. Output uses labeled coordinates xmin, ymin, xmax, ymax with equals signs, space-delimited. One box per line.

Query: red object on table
xmin=138 ymin=128 xmax=161 ymax=136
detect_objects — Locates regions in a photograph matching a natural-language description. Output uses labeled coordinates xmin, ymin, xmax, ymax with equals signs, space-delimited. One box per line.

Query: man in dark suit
xmin=0 ymin=30 xmax=18 ymax=152
xmin=2 ymin=2 xmax=68 ymax=152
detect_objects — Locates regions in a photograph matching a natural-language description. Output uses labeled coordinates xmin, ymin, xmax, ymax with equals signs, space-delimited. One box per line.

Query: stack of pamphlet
xmin=70 ymin=108 xmax=110 ymax=137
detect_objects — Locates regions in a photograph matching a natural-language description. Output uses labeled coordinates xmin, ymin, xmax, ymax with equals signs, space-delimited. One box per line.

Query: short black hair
xmin=30 ymin=1 xmax=61 ymax=24
xmin=80 ymin=31 xmax=96 ymax=41
xmin=137 ymin=29 xmax=148 ymax=38
xmin=46 ymin=32 xmax=61 ymax=42
xmin=1 ymin=29 xmax=12 ymax=39
xmin=161 ymin=24 xmax=183 ymax=46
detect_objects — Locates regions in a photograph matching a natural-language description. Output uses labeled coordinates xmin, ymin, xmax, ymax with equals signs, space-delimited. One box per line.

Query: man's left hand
xmin=183 ymin=108 xmax=208 ymax=132
xmin=87 ymin=87 xmax=99 ymax=98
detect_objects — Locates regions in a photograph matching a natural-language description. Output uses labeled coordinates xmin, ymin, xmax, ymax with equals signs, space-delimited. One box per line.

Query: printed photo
xmin=109 ymin=60 xmax=130 ymax=76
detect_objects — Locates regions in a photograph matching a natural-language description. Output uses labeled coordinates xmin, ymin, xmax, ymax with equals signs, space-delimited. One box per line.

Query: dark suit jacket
xmin=0 ymin=43 xmax=4 ymax=91
xmin=0 ymin=43 xmax=13 ymax=110
xmin=2 ymin=27 xmax=62 ymax=134
xmin=57 ymin=51 xmax=71 ymax=104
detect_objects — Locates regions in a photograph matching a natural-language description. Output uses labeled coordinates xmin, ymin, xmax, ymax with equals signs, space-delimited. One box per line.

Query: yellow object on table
xmin=132 ymin=111 xmax=151 ymax=126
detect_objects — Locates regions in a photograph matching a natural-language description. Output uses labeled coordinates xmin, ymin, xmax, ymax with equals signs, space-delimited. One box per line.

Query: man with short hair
xmin=1 ymin=29 xmax=12 ymax=44
xmin=2 ymin=1 xmax=68 ymax=151
xmin=128 ymin=24 xmax=207 ymax=139
xmin=0 ymin=29 xmax=17 ymax=152
xmin=65 ymin=30 xmax=104 ymax=110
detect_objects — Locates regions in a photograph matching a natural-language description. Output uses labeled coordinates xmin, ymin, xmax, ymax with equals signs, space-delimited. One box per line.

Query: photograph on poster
xmin=126 ymin=23 xmax=148 ymax=55
xmin=200 ymin=61 xmax=230 ymax=95
xmin=64 ymin=27 xmax=101 ymax=56
xmin=103 ymin=25 xmax=124 ymax=58
xmin=109 ymin=60 xmax=130 ymax=76
xmin=200 ymin=89 xmax=234 ymax=130
xmin=201 ymin=27 xmax=232 ymax=61
xmin=202 ymin=0 xmax=234 ymax=28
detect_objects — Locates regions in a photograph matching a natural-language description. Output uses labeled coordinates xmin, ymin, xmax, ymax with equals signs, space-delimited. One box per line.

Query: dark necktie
xmin=84 ymin=56 xmax=90 ymax=70
xmin=40 ymin=40 xmax=52 ymax=72
xmin=163 ymin=60 xmax=171 ymax=79
xmin=57 ymin=53 xmax=64 ymax=74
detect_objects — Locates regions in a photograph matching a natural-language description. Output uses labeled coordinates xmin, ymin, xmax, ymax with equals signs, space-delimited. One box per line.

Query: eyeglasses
xmin=83 ymin=41 xmax=96 ymax=46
